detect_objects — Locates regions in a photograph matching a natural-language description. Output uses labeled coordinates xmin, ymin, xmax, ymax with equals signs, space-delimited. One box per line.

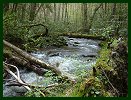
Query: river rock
xmin=80 ymin=53 xmax=97 ymax=58
xmin=48 ymin=52 xmax=60 ymax=57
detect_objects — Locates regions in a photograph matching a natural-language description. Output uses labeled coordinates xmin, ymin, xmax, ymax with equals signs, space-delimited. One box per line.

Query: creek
xmin=3 ymin=37 xmax=100 ymax=97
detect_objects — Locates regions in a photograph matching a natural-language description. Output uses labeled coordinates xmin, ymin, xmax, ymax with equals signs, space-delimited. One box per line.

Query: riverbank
xmin=3 ymin=36 xmax=128 ymax=97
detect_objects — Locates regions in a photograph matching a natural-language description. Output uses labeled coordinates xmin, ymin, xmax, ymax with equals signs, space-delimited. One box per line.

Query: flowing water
xmin=3 ymin=37 xmax=100 ymax=97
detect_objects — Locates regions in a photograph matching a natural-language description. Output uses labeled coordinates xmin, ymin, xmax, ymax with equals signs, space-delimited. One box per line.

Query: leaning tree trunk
xmin=3 ymin=40 xmax=61 ymax=76
xmin=4 ymin=40 xmax=77 ymax=82
xmin=88 ymin=3 xmax=102 ymax=32
xmin=3 ymin=51 xmax=47 ymax=76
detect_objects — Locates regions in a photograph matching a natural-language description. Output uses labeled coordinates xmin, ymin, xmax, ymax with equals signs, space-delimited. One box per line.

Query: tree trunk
xmin=12 ymin=3 xmax=18 ymax=13
xmin=35 ymin=3 xmax=43 ymax=17
xmin=64 ymin=3 xmax=68 ymax=23
xmin=104 ymin=3 xmax=107 ymax=13
xmin=54 ymin=3 xmax=56 ymax=22
xmin=57 ymin=3 xmax=61 ymax=21
xmin=29 ymin=3 xmax=36 ymax=21
xmin=82 ymin=3 xmax=102 ymax=34
xmin=62 ymin=3 xmax=65 ymax=21
xmin=4 ymin=40 xmax=77 ymax=82
xmin=83 ymin=3 xmax=88 ymax=33
xmin=110 ymin=3 xmax=116 ymax=20
xmin=88 ymin=3 xmax=102 ymax=31
xmin=3 ymin=40 xmax=61 ymax=76
xmin=4 ymin=51 xmax=47 ymax=76
xmin=3 ymin=3 xmax=9 ymax=13
xmin=21 ymin=3 xmax=26 ymax=21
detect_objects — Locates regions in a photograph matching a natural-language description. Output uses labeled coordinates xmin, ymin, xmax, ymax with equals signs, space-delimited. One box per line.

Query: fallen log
xmin=3 ymin=40 xmax=77 ymax=82
xmin=59 ymin=33 xmax=106 ymax=40
xmin=4 ymin=52 xmax=47 ymax=76
xmin=3 ymin=40 xmax=61 ymax=76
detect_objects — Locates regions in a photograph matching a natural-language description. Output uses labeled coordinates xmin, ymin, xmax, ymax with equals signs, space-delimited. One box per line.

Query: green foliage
xmin=23 ymin=34 xmax=67 ymax=52
xmin=25 ymin=71 xmax=69 ymax=97
xmin=79 ymin=77 xmax=102 ymax=97
xmin=101 ymin=26 xmax=113 ymax=37
xmin=3 ymin=11 xmax=67 ymax=51
xmin=63 ymin=76 xmax=112 ymax=97
xmin=25 ymin=89 xmax=41 ymax=97
xmin=44 ymin=70 xmax=54 ymax=77
xmin=3 ymin=11 xmax=31 ymax=49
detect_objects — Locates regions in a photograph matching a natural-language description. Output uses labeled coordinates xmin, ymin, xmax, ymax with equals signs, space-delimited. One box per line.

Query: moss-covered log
xmin=4 ymin=51 xmax=47 ymax=76
xmin=3 ymin=40 xmax=77 ymax=82
xmin=3 ymin=40 xmax=61 ymax=76
xmin=59 ymin=33 xmax=106 ymax=40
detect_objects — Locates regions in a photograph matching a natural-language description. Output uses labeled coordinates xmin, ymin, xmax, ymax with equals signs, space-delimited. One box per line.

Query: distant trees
xmin=12 ymin=3 xmax=18 ymax=13
xmin=3 ymin=3 xmax=128 ymax=35
xmin=82 ymin=3 xmax=102 ymax=33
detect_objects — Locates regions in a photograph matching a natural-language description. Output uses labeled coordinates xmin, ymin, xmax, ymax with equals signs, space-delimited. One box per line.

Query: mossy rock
xmin=79 ymin=77 xmax=103 ymax=97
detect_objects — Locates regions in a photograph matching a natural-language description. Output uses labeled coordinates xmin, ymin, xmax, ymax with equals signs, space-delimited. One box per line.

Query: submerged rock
xmin=48 ymin=52 xmax=60 ymax=57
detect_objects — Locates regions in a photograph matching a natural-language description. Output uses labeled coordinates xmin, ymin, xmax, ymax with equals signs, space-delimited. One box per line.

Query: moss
xmin=63 ymin=76 xmax=112 ymax=97
xmin=95 ymin=42 xmax=112 ymax=70
xmin=3 ymin=47 xmax=13 ymax=59
xmin=78 ymin=77 xmax=109 ymax=97
xmin=60 ymin=33 xmax=106 ymax=40
xmin=61 ymin=80 xmax=83 ymax=97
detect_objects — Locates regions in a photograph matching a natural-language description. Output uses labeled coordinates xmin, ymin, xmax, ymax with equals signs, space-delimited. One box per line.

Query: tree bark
xmin=88 ymin=3 xmax=102 ymax=31
xmin=12 ymin=3 xmax=18 ymax=13
xmin=110 ymin=3 xmax=116 ymax=20
xmin=83 ymin=3 xmax=88 ymax=33
xmin=21 ymin=3 xmax=26 ymax=21
xmin=62 ymin=3 xmax=65 ymax=21
xmin=3 ymin=3 xmax=9 ymax=13
xmin=54 ymin=3 xmax=56 ymax=22
xmin=64 ymin=3 xmax=68 ymax=23
xmin=4 ymin=51 xmax=47 ymax=76
xmin=57 ymin=3 xmax=61 ymax=21
xmin=29 ymin=3 xmax=36 ymax=21
xmin=3 ymin=40 xmax=62 ymax=76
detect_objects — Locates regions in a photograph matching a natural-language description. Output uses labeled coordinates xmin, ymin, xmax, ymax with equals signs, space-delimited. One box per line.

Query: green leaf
xmin=91 ymin=91 xmax=94 ymax=94
xmin=95 ymin=91 xmax=100 ymax=94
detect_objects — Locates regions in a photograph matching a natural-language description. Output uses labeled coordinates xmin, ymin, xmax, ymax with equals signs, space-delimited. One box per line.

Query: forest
xmin=3 ymin=3 xmax=128 ymax=97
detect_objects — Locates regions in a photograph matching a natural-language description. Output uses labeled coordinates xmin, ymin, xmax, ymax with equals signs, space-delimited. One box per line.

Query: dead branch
xmin=4 ymin=62 xmax=31 ymax=91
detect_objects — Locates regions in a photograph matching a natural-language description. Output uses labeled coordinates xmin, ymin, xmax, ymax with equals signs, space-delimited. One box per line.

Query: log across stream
xmin=3 ymin=37 xmax=100 ymax=97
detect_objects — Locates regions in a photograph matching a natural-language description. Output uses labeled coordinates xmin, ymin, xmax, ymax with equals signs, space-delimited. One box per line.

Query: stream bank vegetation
xmin=3 ymin=3 xmax=128 ymax=97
